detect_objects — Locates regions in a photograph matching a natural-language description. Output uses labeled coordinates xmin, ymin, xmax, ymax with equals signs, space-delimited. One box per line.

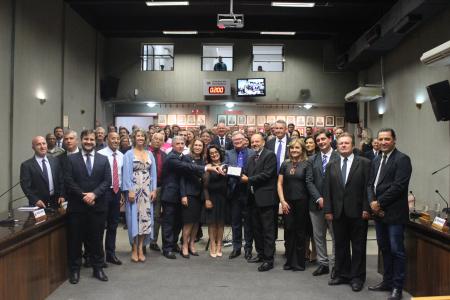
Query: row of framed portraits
xmin=157 ymin=114 xmax=206 ymax=126
xmin=217 ymin=115 xmax=344 ymax=127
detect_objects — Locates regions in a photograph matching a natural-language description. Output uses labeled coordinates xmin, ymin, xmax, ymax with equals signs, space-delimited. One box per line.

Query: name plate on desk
xmin=227 ymin=166 xmax=242 ymax=177
xmin=431 ymin=216 xmax=447 ymax=231
xmin=33 ymin=209 xmax=47 ymax=223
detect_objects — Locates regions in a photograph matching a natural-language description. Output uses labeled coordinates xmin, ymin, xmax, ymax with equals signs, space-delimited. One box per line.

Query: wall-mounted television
xmin=237 ymin=78 xmax=266 ymax=96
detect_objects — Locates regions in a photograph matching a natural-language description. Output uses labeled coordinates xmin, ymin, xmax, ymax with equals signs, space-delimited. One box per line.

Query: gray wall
xmin=362 ymin=7 xmax=450 ymax=210
xmin=0 ymin=0 xmax=102 ymax=212
xmin=105 ymin=38 xmax=356 ymax=104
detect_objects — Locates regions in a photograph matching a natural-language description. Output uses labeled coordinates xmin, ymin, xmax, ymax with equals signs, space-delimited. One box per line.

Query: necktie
xmin=254 ymin=153 xmax=260 ymax=162
xmin=41 ymin=158 xmax=50 ymax=189
xmin=276 ymin=139 xmax=283 ymax=173
xmin=112 ymin=152 xmax=119 ymax=193
xmin=341 ymin=157 xmax=348 ymax=185
xmin=220 ymin=137 xmax=224 ymax=148
xmin=322 ymin=154 xmax=327 ymax=175
xmin=379 ymin=154 xmax=387 ymax=178
xmin=86 ymin=153 xmax=92 ymax=176
xmin=237 ymin=150 xmax=244 ymax=168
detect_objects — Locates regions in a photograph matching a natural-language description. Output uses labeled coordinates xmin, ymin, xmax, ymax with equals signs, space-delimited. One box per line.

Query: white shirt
xmin=34 ymin=155 xmax=54 ymax=195
xmin=98 ymin=146 xmax=124 ymax=188
xmin=340 ymin=153 xmax=354 ymax=184
xmin=274 ymin=135 xmax=287 ymax=167
xmin=321 ymin=147 xmax=334 ymax=165
xmin=374 ymin=149 xmax=394 ymax=189
xmin=81 ymin=149 xmax=95 ymax=167
xmin=67 ymin=147 xmax=79 ymax=155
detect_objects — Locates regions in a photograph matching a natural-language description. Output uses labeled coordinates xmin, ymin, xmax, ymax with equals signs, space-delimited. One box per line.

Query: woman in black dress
xmin=278 ymin=139 xmax=310 ymax=271
xmin=202 ymin=145 xmax=228 ymax=258
xmin=180 ymin=138 xmax=206 ymax=258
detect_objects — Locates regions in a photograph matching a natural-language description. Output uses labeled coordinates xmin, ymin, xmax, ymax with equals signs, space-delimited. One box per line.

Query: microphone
xmin=435 ymin=190 xmax=449 ymax=215
xmin=0 ymin=194 xmax=26 ymax=226
xmin=432 ymin=163 xmax=450 ymax=175
xmin=409 ymin=190 xmax=421 ymax=219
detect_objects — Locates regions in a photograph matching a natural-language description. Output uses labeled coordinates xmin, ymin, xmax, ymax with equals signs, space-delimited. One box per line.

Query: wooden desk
xmin=0 ymin=209 xmax=68 ymax=300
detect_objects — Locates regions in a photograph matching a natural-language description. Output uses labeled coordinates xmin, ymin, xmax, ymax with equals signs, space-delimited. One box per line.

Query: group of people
xmin=20 ymin=120 xmax=411 ymax=300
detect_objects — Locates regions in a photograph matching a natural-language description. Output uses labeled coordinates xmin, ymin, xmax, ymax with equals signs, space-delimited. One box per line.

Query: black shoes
xmin=180 ymin=252 xmax=190 ymax=259
xmin=163 ymin=251 xmax=177 ymax=259
xmin=258 ymin=262 xmax=274 ymax=272
xmin=330 ymin=267 xmax=336 ymax=279
xmin=312 ymin=265 xmax=329 ymax=276
xmin=106 ymin=255 xmax=122 ymax=265
xmin=189 ymin=249 xmax=199 ymax=256
xmin=69 ymin=270 xmax=80 ymax=284
xmin=283 ymin=264 xmax=292 ymax=270
xmin=328 ymin=277 xmax=349 ymax=286
xmin=247 ymin=256 xmax=263 ymax=263
xmin=351 ymin=281 xmax=364 ymax=292
xmin=149 ymin=243 xmax=161 ymax=252
xmin=244 ymin=250 xmax=252 ymax=260
xmin=387 ymin=288 xmax=402 ymax=300
xmin=292 ymin=266 xmax=305 ymax=272
xmin=93 ymin=268 xmax=108 ymax=282
xmin=368 ymin=281 xmax=392 ymax=292
xmin=229 ymin=249 xmax=241 ymax=259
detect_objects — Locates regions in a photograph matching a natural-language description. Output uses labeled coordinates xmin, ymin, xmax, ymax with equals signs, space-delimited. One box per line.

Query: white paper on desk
xmin=18 ymin=206 xmax=39 ymax=211
xmin=227 ymin=166 xmax=242 ymax=177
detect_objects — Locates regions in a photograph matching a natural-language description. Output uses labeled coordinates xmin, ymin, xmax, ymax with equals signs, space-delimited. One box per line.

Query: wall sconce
xmin=415 ymin=95 xmax=425 ymax=109
xmin=415 ymin=103 xmax=422 ymax=109
xmin=36 ymin=90 xmax=46 ymax=105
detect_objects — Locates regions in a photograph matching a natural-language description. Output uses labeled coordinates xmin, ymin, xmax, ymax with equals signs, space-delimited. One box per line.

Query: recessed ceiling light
xmin=271 ymin=2 xmax=315 ymax=8
xmin=147 ymin=102 xmax=157 ymax=108
xmin=260 ymin=31 xmax=296 ymax=35
xmin=146 ymin=1 xmax=189 ymax=6
xmin=303 ymin=104 xmax=313 ymax=110
xmin=163 ymin=31 xmax=198 ymax=35
xmin=225 ymin=102 xmax=235 ymax=108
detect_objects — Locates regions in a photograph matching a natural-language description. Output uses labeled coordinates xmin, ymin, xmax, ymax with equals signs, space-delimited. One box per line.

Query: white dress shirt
xmin=81 ymin=149 xmax=95 ymax=167
xmin=374 ymin=149 xmax=394 ymax=189
xmin=98 ymin=146 xmax=124 ymax=188
xmin=34 ymin=155 xmax=54 ymax=195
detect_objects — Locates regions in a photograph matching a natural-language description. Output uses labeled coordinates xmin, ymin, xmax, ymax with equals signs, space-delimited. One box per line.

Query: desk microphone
xmin=435 ymin=190 xmax=449 ymax=215
xmin=432 ymin=163 xmax=449 ymax=175
xmin=0 ymin=192 xmax=25 ymax=226
xmin=409 ymin=191 xmax=421 ymax=219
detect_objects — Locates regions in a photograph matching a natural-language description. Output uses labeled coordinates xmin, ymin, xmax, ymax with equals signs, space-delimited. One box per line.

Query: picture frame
xmin=186 ymin=114 xmax=196 ymax=126
xmin=296 ymin=116 xmax=305 ymax=127
xmin=315 ymin=116 xmax=325 ymax=127
xmin=297 ymin=127 xmax=305 ymax=136
xmin=246 ymin=115 xmax=256 ymax=126
xmin=217 ymin=114 xmax=226 ymax=124
xmin=276 ymin=115 xmax=286 ymax=122
xmin=256 ymin=115 xmax=266 ymax=126
xmin=177 ymin=115 xmax=186 ymax=125
xmin=286 ymin=116 xmax=296 ymax=126
xmin=266 ymin=115 xmax=276 ymax=124
xmin=227 ymin=115 xmax=237 ymax=126
xmin=237 ymin=115 xmax=247 ymax=126
xmin=325 ymin=115 xmax=335 ymax=127
xmin=157 ymin=114 xmax=167 ymax=125
xmin=167 ymin=114 xmax=177 ymax=125
xmin=306 ymin=116 xmax=315 ymax=127
xmin=196 ymin=115 xmax=206 ymax=126
xmin=336 ymin=116 xmax=345 ymax=127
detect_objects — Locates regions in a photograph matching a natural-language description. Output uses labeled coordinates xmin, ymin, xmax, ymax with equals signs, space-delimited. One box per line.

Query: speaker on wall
xmin=345 ymin=102 xmax=359 ymax=123
xmin=100 ymin=76 xmax=120 ymax=101
xmin=426 ymin=80 xmax=450 ymax=121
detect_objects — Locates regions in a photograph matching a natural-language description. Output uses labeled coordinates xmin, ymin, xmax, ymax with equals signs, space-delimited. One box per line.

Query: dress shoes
xmin=189 ymin=249 xmax=199 ymax=256
xmin=247 ymin=256 xmax=263 ymax=263
xmin=258 ymin=262 xmax=274 ymax=272
xmin=330 ymin=267 xmax=336 ymax=279
xmin=312 ymin=265 xmax=329 ymax=276
xmin=106 ymin=255 xmax=122 ymax=265
xmin=163 ymin=251 xmax=177 ymax=259
xmin=93 ymin=268 xmax=108 ymax=282
xmin=180 ymin=252 xmax=190 ymax=259
xmin=387 ymin=288 xmax=402 ymax=300
xmin=229 ymin=249 xmax=241 ymax=259
xmin=283 ymin=264 xmax=292 ymax=270
xmin=328 ymin=277 xmax=349 ymax=286
xmin=351 ymin=281 xmax=364 ymax=292
xmin=244 ymin=250 xmax=252 ymax=260
xmin=149 ymin=243 xmax=161 ymax=252
xmin=291 ymin=266 xmax=305 ymax=272
xmin=368 ymin=281 xmax=392 ymax=292
xmin=69 ymin=270 xmax=80 ymax=284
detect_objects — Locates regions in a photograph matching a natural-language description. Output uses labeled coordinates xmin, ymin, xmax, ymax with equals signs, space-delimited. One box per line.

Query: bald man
xmin=20 ymin=136 xmax=65 ymax=208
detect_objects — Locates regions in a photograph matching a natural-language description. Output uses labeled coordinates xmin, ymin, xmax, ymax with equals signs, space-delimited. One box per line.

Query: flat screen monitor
xmin=237 ymin=78 xmax=266 ymax=96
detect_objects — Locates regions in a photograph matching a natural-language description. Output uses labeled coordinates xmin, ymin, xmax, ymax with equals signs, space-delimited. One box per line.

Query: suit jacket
xmin=212 ymin=135 xmax=233 ymax=150
xmin=364 ymin=149 xmax=380 ymax=161
xmin=64 ymin=151 xmax=111 ymax=213
xmin=306 ymin=150 xmax=340 ymax=211
xmin=265 ymin=135 xmax=291 ymax=162
xmin=245 ymin=148 xmax=278 ymax=207
xmin=160 ymin=151 xmax=205 ymax=203
xmin=367 ymin=148 xmax=412 ymax=224
xmin=224 ymin=147 xmax=255 ymax=195
xmin=323 ymin=155 xmax=371 ymax=219
xmin=180 ymin=156 xmax=205 ymax=197
xmin=20 ymin=156 xmax=64 ymax=206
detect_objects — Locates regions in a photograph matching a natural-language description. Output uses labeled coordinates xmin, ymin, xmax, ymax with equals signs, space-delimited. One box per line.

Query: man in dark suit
xmin=212 ymin=122 xmax=232 ymax=150
xmin=306 ymin=128 xmax=338 ymax=278
xmin=160 ymin=136 xmax=224 ymax=259
xmin=323 ymin=133 xmax=371 ymax=292
xmin=368 ymin=128 xmax=412 ymax=300
xmin=265 ymin=120 xmax=291 ymax=174
xmin=242 ymin=133 xmax=278 ymax=272
xmin=65 ymin=129 xmax=111 ymax=284
xmin=224 ymin=132 xmax=255 ymax=260
xmin=20 ymin=136 xmax=65 ymax=208
xmin=330 ymin=127 xmax=344 ymax=150
xmin=54 ymin=126 xmax=64 ymax=149
xmin=364 ymin=139 xmax=381 ymax=161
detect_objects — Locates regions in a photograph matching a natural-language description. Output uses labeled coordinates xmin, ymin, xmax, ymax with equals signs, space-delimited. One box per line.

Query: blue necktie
xmin=86 ymin=153 xmax=92 ymax=176
xmin=237 ymin=150 xmax=244 ymax=168
xmin=341 ymin=157 xmax=348 ymax=185
xmin=276 ymin=139 xmax=283 ymax=173
xmin=322 ymin=154 xmax=327 ymax=175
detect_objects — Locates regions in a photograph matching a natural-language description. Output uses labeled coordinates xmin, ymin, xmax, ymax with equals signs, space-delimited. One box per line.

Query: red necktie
xmin=112 ymin=152 xmax=119 ymax=193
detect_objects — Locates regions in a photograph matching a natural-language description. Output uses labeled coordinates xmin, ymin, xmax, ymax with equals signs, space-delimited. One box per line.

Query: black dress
xmin=181 ymin=156 xmax=205 ymax=224
xmin=201 ymin=171 xmax=228 ymax=224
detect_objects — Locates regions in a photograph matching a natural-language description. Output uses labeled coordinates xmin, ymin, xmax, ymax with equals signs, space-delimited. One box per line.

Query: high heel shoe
xmin=209 ymin=252 xmax=217 ymax=258
xmin=181 ymin=252 xmax=190 ymax=259
xmin=216 ymin=244 xmax=223 ymax=257
xmin=189 ymin=248 xmax=199 ymax=256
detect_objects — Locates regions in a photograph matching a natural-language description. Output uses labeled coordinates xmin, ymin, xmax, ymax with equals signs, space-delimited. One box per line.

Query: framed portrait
xmin=286 ymin=116 xmax=296 ymax=125
xmin=325 ymin=115 xmax=335 ymax=127
xmin=336 ymin=116 xmax=345 ymax=127
xmin=306 ymin=116 xmax=315 ymax=127
xmin=177 ymin=115 xmax=186 ymax=125
xmin=167 ymin=114 xmax=177 ymax=125
xmin=256 ymin=115 xmax=266 ymax=126
xmin=266 ymin=115 xmax=276 ymax=124
xmin=196 ymin=115 xmax=206 ymax=126
xmin=157 ymin=114 xmax=166 ymax=125
xmin=296 ymin=116 xmax=305 ymax=127
xmin=186 ymin=114 xmax=196 ymax=126
xmin=276 ymin=115 xmax=286 ymax=122
xmin=227 ymin=115 xmax=237 ymax=126
xmin=247 ymin=115 xmax=256 ymax=126
xmin=237 ymin=115 xmax=247 ymax=126
xmin=315 ymin=116 xmax=325 ymax=127
xmin=217 ymin=114 xmax=226 ymax=124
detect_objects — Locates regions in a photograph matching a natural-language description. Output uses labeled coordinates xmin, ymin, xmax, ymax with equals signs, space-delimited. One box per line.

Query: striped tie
xmin=322 ymin=154 xmax=327 ymax=175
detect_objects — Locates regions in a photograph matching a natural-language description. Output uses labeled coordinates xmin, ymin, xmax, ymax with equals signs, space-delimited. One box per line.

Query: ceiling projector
xmin=217 ymin=14 xmax=244 ymax=29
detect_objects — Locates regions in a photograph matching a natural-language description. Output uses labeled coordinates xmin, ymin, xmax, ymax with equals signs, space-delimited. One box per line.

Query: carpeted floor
xmin=47 ymin=226 xmax=411 ymax=300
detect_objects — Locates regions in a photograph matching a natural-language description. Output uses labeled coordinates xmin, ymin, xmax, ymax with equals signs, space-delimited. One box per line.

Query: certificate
xmin=227 ymin=166 xmax=242 ymax=177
